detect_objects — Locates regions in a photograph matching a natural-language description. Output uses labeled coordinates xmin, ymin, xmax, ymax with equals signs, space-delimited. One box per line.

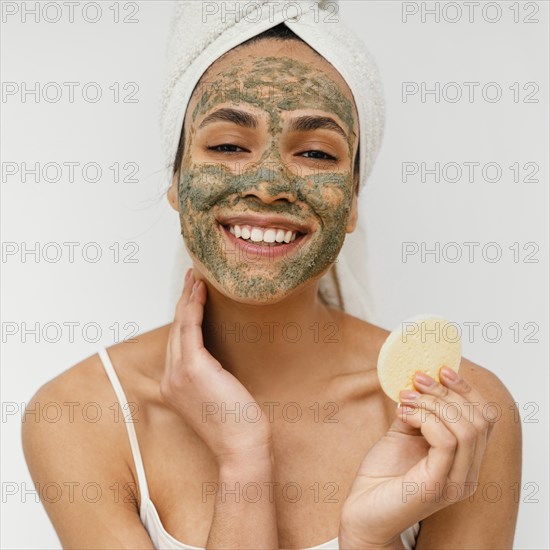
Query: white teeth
xmin=226 ymin=224 xmax=300 ymax=245
xmin=250 ymin=228 xmax=263 ymax=242
xmin=263 ymin=229 xmax=276 ymax=243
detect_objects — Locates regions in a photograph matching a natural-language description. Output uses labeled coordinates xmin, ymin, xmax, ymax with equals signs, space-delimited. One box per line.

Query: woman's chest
xmin=134 ymin=392 xmax=392 ymax=548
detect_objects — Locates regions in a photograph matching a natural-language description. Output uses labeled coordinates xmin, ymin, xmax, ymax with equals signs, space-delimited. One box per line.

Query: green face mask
xmin=178 ymin=55 xmax=357 ymax=302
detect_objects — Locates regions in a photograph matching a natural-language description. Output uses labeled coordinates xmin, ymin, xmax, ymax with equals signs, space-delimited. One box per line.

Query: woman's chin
xmin=217 ymin=281 xmax=302 ymax=305
xmin=199 ymin=270 xmax=310 ymax=306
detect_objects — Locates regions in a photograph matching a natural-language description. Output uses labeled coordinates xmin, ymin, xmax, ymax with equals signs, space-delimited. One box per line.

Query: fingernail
xmin=185 ymin=268 xmax=191 ymax=281
xmin=441 ymin=366 xmax=459 ymax=381
xmin=400 ymin=390 xmax=421 ymax=401
xmin=414 ymin=371 xmax=435 ymax=386
xmin=191 ymin=280 xmax=200 ymax=293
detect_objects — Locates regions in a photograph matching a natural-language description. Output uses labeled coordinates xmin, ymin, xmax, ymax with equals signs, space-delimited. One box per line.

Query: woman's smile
xmin=218 ymin=220 xmax=311 ymax=260
xmin=216 ymin=211 xmax=313 ymax=259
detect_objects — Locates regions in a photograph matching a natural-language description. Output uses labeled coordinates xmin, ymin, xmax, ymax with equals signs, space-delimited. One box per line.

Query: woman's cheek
xmin=300 ymin=172 xmax=352 ymax=223
xmin=178 ymin=164 xmax=235 ymax=214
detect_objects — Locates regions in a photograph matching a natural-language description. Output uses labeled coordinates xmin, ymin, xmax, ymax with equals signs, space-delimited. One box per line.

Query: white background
xmin=1 ymin=1 xmax=548 ymax=548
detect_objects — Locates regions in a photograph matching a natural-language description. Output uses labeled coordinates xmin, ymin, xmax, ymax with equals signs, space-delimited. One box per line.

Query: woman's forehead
xmin=185 ymin=39 xmax=359 ymax=136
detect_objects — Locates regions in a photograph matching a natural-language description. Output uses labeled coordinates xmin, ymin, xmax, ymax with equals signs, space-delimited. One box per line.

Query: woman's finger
xmin=438 ymin=367 xmax=494 ymax=436
xmin=409 ymin=370 xmax=492 ymax=485
xmin=400 ymin=391 xmax=478 ymax=485
xmin=438 ymin=369 xmax=494 ymax=495
xmin=398 ymin=403 xmax=457 ymax=486
xmin=174 ymin=268 xmax=195 ymax=320
xmin=168 ymin=268 xmax=200 ymax=367
xmin=179 ymin=278 xmax=208 ymax=364
xmin=413 ymin=370 xmax=491 ymax=444
xmin=439 ymin=366 xmax=485 ymax=404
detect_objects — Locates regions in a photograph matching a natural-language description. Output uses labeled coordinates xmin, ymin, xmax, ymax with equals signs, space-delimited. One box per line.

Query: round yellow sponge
xmin=377 ymin=315 xmax=462 ymax=402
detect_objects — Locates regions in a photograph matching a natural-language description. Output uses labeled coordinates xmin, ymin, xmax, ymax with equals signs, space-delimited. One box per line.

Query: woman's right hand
xmin=160 ymin=268 xmax=273 ymax=466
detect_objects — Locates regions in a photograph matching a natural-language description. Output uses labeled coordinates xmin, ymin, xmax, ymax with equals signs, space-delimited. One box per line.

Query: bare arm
xmin=206 ymin=451 xmax=278 ymax=548
xmin=22 ymin=373 xmax=155 ymax=549
xmin=160 ymin=268 xmax=279 ymax=549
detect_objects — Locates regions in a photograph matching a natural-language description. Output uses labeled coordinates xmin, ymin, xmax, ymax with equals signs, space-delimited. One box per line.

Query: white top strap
xmin=97 ymin=347 xmax=150 ymax=522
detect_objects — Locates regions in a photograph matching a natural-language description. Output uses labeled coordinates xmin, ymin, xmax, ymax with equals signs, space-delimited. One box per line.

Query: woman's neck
xmin=201 ymin=277 xmax=340 ymax=396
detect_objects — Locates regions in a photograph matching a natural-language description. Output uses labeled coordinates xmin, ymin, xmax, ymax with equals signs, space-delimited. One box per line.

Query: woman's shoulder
xmin=326 ymin=310 xmax=392 ymax=372
xmin=457 ymin=356 xmax=517 ymax=410
xmin=28 ymin=324 xmax=169 ymax=405
xmin=21 ymin=353 xmax=129 ymax=510
xmin=22 ymin=324 xmax=172 ymax=459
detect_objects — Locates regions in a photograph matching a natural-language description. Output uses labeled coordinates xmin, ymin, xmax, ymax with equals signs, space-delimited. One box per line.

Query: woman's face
xmin=168 ymin=38 xmax=359 ymax=304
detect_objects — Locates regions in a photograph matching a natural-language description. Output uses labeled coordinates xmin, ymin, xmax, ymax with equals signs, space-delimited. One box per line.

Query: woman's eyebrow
xmin=197 ymin=108 xmax=351 ymax=142
xmin=287 ymin=115 xmax=349 ymax=142
xmin=198 ymin=107 xmax=259 ymax=130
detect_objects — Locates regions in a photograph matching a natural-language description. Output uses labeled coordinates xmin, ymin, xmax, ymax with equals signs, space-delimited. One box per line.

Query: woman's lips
xmin=218 ymin=223 xmax=309 ymax=259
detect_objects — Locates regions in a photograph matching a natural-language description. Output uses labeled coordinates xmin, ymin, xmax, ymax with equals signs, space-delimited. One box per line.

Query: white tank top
xmin=98 ymin=347 xmax=420 ymax=549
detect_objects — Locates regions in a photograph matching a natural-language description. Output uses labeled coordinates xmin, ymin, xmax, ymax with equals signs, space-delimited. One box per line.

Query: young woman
xmin=22 ymin=13 xmax=521 ymax=550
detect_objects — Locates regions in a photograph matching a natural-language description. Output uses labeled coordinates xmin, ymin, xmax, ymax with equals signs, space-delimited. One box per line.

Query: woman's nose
xmin=240 ymin=183 xmax=296 ymax=205
xmin=238 ymin=165 xmax=298 ymax=205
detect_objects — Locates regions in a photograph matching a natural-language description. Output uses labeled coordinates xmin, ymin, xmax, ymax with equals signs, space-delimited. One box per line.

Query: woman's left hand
xmin=338 ymin=367 xmax=496 ymax=548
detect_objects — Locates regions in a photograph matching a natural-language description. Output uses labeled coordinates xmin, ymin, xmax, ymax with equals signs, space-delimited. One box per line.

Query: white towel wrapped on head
xmin=160 ymin=0 xmax=385 ymax=321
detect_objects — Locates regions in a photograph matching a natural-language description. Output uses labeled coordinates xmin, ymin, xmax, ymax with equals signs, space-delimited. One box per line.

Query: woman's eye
xmin=299 ymin=150 xmax=338 ymax=162
xmin=207 ymin=144 xmax=247 ymax=154
xmin=206 ymin=145 xmax=337 ymax=162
